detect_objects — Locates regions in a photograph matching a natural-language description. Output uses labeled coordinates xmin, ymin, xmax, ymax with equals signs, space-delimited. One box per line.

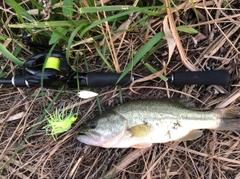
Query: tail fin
xmin=216 ymin=107 xmax=240 ymax=130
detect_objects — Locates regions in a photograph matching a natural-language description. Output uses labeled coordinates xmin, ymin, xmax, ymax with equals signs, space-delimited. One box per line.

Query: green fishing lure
xmin=43 ymin=108 xmax=78 ymax=140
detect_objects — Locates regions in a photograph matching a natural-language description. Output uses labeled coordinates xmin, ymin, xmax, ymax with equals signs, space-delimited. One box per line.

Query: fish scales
xmin=114 ymin=100 xmax=219 ymax=129
xmin=77 ymin=99 xmax=240 ymax=148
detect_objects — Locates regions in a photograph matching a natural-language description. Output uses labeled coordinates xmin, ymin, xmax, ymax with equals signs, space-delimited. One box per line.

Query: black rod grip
xmin=171 ymin=70 xmax=230 ymax=86
xmin=86 ymin=72 xmax=133 ymax=87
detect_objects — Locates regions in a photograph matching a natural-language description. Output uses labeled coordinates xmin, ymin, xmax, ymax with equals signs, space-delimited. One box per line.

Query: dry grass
xmin=1 ymin=0 xmax=240 ymax=178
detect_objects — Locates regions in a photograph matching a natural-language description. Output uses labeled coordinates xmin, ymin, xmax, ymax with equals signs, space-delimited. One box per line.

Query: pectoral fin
xmin=131 ymin=143 xmax=152 ymax=148
xmin=129 ymin=124 xmax=151 ymax=137
xmin=178 ymin=130 xmax=203 ymax=141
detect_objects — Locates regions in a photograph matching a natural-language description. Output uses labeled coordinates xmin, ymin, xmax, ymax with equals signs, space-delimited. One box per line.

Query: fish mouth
xmin=76 ymin=131 xmax=100 ymax=145
xmin=77 ymin=131 xmax=94 ymax=140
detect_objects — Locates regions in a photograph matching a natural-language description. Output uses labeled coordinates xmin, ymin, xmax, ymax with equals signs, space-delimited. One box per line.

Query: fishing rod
xmin=0 ymin=33 xmax=230 ymax=88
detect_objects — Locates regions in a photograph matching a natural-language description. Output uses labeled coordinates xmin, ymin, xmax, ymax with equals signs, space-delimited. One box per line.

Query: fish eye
xmin=89 ymin=122 xmax=97 ymax=129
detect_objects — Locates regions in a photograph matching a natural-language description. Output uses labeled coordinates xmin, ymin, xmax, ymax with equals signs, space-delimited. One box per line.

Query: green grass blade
xmin=0 ymin=72 xmax=7 ymax=78
xmin=79 ymin=5 xmax=137 ymax=13
xmin=80 ymin=9 xmax=137 ymax=37
xmin=63 ymin=0 xmax=73 ymax=18
xmin=9 ymin=0 xmax=25 ymax=23
xmin=66 ymin=21 xmax=90 ymax=62
xmin=118 ymin=86 xmax=123 ymax=104
xmin=94 ymin=44 xmax=115 ymax=72
xmin=117 ymin=31 xmax=164 ymax=83
xmin=0 ymin=35 xmax=8 ymax=41
xmin=9 ymin=20 xmax=88 ymax=28
xmin=6 ymin=0 xmax=34 ymax=22
xmin=79 ymin=5 xmax=163 ymax=13
xmin=144 ymin=62 xmax=168 ymax=81
xmin=141 ymin=39 xmax=164 ymax=62
xmin=190 ymin=0 xmax=200 ymax=25
xmin=80 ymin=6 xmax=163 ymax=37
xmin=0 ymin=44 xmax=24 ymax=67
xmin=177 ymin=26 xmax=198 ymax=34
xmin=49 ymin=27 xmax=68 ymax=45
xmin=95 ymin=90 xmax=102 ymax=114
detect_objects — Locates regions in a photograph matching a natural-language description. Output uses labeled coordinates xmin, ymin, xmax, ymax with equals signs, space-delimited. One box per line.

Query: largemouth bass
xmin=77 ymin=99 xmax=240 ymax=148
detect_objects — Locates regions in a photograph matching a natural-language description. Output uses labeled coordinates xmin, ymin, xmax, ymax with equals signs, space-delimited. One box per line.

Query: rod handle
xmin=86 ymin=72 xmax=133 ymax=87
xmin=171 ymin=70 xmax=230 ymax=86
